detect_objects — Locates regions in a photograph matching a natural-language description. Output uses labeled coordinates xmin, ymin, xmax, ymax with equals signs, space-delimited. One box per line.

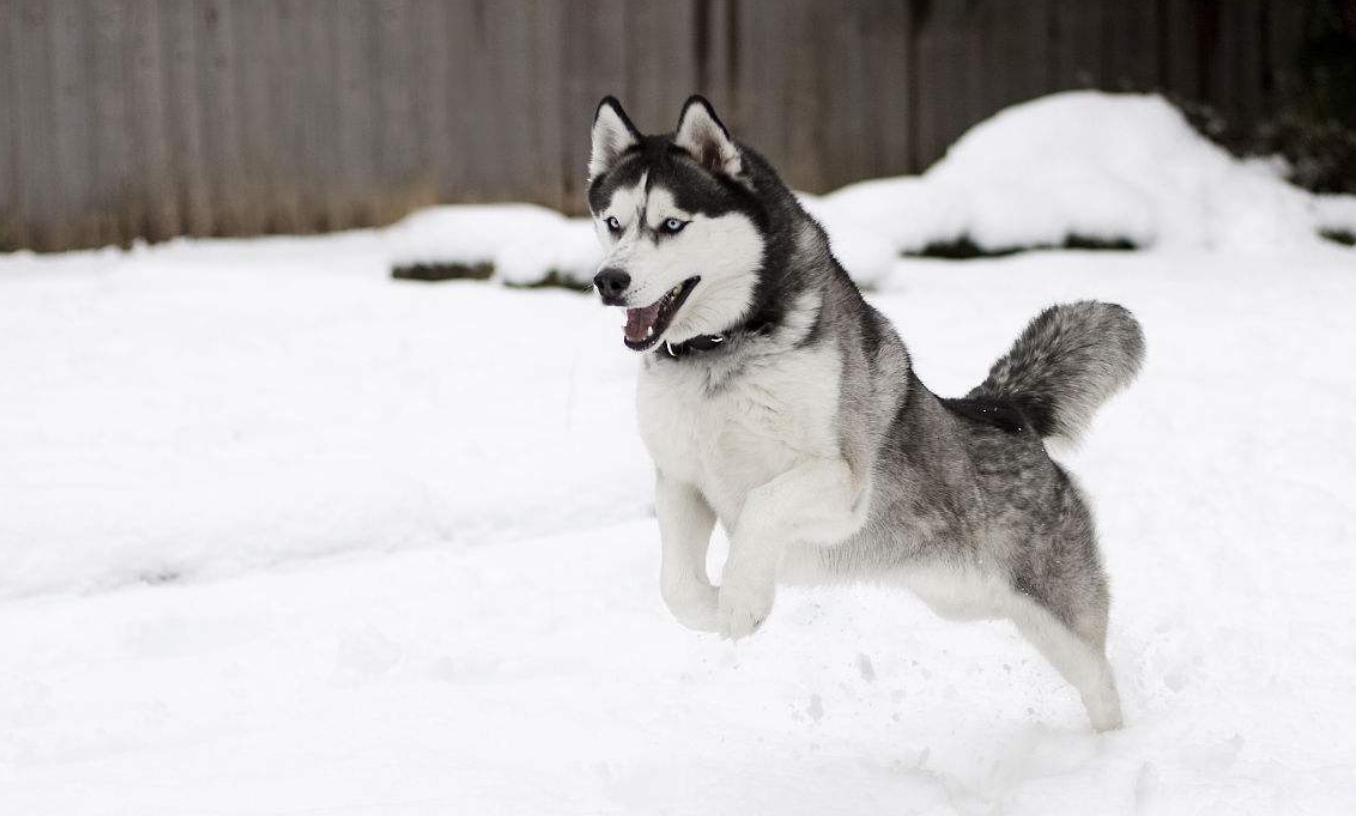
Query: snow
xmin=4 ymin=238 xmax=1356 ymax=814
xmin=0 ymin=236 xmax=649 ymax=600
xmin=818 ymin=92 xmax=1356 ymax=254
xmin=386 ymin=203 xmax=603 ymax=286
xmin=4 ymin=90 xmax=1356 ymax=812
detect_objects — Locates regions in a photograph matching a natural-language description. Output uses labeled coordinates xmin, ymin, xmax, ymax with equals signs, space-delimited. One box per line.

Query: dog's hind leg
xmin=1009 ymin=593 xmax=1123 ymax=732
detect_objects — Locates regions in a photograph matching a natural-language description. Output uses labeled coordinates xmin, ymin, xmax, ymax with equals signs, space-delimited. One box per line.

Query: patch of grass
xmin=1064 ymin=235 xmax=1138 ymax=252
xmin=908 ymin=234 xmax=1138 ymax=260
xmin=391 ymin=261 xmax=495 ymax=282
xmin=389 ymin=264 xmax=593 ymax=290
xmin=1320 ymin=227 xmax=1356 ymax=246
xmin=913 ymin=236 xmax=1024 ymax=260
xmin=503 ymin=269 xmax=591 ymax=292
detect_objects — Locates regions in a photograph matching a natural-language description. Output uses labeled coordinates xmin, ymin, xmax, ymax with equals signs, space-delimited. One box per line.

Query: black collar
xmin=661 ymin=334 xmax=726 ymax=359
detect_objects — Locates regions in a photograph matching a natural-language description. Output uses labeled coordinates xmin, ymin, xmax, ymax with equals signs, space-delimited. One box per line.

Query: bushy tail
xmin=969 ymin=301 xmax=1145 ymax=444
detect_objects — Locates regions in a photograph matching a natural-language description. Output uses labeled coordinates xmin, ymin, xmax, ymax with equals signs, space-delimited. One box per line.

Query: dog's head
xmin=587 ymin=96 xmax=765 ymax=352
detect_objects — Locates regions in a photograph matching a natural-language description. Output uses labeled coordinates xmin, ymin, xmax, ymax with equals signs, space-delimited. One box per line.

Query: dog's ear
xmin=590 ymin=97 xmax=641 ymax=181
xmin=674 ymin=96 xmax=742 ymax=177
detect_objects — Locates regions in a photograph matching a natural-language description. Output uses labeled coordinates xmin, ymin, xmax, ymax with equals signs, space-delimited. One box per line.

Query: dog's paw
xmin=661 ymin=580 xmax=720 ymax=633
xmin=717 ymin=578 xmax=775 ymax=640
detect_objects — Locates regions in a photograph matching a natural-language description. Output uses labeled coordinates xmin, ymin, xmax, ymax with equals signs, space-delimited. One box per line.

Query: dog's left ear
xmin=674 ymin=96 xmax=742 ymax=177
xmin=590 ymin=96 xmax=642 ymax=181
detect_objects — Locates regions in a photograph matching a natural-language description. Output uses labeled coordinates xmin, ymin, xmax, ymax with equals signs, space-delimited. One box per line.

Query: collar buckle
xmin=663 ymin=334 xmax=726 ymax=359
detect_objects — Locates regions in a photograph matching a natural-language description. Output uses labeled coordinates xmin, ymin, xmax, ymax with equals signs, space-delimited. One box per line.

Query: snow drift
xmin=4 ymin=247 xmax=1356 ymax=814
xmin=818 ymin=91 xmax=1356 ymax=254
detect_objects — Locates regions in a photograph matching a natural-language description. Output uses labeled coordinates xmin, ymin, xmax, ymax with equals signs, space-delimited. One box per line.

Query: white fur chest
xmin=636 ymin=346 xmax=842 ymax=525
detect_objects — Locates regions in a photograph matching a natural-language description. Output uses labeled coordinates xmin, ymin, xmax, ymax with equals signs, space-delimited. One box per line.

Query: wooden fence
xmin=0 ymin=0 xmax=1310 ymax=252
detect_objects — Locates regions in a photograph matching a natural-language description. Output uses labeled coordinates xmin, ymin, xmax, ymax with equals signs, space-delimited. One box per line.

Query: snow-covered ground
xmin=4 ymin=241 xmax=1355 ymax=814
xmin=4 ymin=92 xmax=1356 ymax=813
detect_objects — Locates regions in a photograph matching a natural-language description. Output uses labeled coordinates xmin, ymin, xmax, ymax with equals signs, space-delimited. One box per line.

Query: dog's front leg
xmin=719 ymin=458 xmax=867 ymax=639
xmin=656 ymin=473 xmax=720 ymax=632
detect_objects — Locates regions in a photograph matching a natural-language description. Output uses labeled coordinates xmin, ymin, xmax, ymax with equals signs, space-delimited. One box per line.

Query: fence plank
xmin=264 ymin=0 xmax=305 ymax=233
xmin=863 ymin=0 xmax=911 ymax=177
xmin=695 ymin=0 xmax=737 ymax=117
xmin=1100 ymin=0 xmax=1160 ymax=91
xmin=1217 ymin=0 xmax=1267 ymax=126
xmin=529 ymin=0 xmax=567 ymax=209
xmin=561 ymin=0 xmax=629 ymax=208
xmin=125 ymin=0 xmax=177 ymax=243
xmin=14 ymin=1 xmax=57 ymax=249
xmin=486 ymin=0 xmax=540 ymax=203
xmin=160 ymin=0 xmax=211 ymax=236
xmin=1265 ymin=0 xmax=1308 ymax=110
xmin=197 ymin=0 xmax=246 ymax=235
xmin=229 ymin=0 xmax=271 ymax=236
xmin=782 ymin=0 xmax=823 ymax=192
xmin=333 ymin=1 xmax=380 ymax=227
xmin=625 ymin=0 xmax=698 ymax=133
xmin=49 ymin=2 xmax=95 ymax=248
xmin=914 ymin=0 xmax=972 ymax=169
xmin=90 ymin=1 xmax=138 ymax=246
xmin=374 ymin=0 xmax=423 ymax=218
xmin=970 ymin=0 xmax=1053 ymax=127
xmin=409 ymin=0 xmax=453 ymax=204
xmin=732 ymin=0 xmax=795 ymax=175
xmin=0 ymin=3 xmax=18 ymax=249
xmin=814 ymin=1 xmax=866 ymax=188
xmin=1161 ymin=0 xmax=1206 ymax=100
xmin=1050 ymin=0 xmax=1105 ymax=89
xmin=295 ymin=0 xmax=340 ymax=231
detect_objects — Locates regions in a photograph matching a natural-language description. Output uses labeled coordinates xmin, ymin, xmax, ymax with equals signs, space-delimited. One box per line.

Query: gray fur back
xmin=970 ymin=301 xmax=1145 ymax=444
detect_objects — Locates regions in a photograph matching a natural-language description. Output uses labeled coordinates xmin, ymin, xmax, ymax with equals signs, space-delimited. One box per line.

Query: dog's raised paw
xmin=662 ymin=581 xmax=721 ymax=633
xmin=717 ymin=580 xmax=774 ymax=640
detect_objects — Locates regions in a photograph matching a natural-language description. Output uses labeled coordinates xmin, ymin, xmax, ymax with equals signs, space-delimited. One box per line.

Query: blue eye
xmin=605 ymin=216 xmax=621 ymax=232
xmin=661 ymin=218 xmax=687 ymax=234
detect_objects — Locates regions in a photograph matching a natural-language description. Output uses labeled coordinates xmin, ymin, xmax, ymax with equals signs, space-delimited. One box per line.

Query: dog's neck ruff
xmin=662 ymin=334 xmax=726 ymax=359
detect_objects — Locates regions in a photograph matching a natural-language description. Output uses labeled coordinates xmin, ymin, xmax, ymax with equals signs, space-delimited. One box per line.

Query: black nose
xmin=593 ymin=268 xmax=631 ymax=302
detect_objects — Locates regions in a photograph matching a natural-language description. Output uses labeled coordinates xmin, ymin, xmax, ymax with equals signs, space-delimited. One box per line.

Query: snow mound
xmin=385 ymin=204 xmax=600 ymax=286
xmin=820 ymin=91 xmax=1356 ymax=254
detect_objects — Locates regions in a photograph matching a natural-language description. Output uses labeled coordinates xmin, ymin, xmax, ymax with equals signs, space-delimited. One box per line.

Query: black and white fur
xmin=587 ymin=96 xmax=1145 ymax=731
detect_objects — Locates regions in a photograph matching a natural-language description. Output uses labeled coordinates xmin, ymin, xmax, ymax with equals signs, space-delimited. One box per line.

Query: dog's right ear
xmin=674 ymin=96 xmax=742 ymax=178
xmin=590 ymin=97 xmax=641 ymax=181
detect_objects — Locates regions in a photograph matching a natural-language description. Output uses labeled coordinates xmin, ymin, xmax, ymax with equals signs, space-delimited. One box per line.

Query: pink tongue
xmin=625 ymin=303 xmax=663 ymax=343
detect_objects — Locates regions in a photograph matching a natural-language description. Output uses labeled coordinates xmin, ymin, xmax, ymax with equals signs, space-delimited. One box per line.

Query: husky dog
xmin=587 ymin=96 xmax=1144 ymax=731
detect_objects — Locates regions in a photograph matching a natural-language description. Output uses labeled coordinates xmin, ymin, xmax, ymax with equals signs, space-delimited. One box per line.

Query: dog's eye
xmin=605 ymin=216 xmax=621 ymax=232
xmin=660 ymin=218 xmax=688 ymax=234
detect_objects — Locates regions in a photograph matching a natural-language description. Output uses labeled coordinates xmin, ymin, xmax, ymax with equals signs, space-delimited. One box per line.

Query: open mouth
xmin=623 ymin=277 xmax=700 ymax=351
